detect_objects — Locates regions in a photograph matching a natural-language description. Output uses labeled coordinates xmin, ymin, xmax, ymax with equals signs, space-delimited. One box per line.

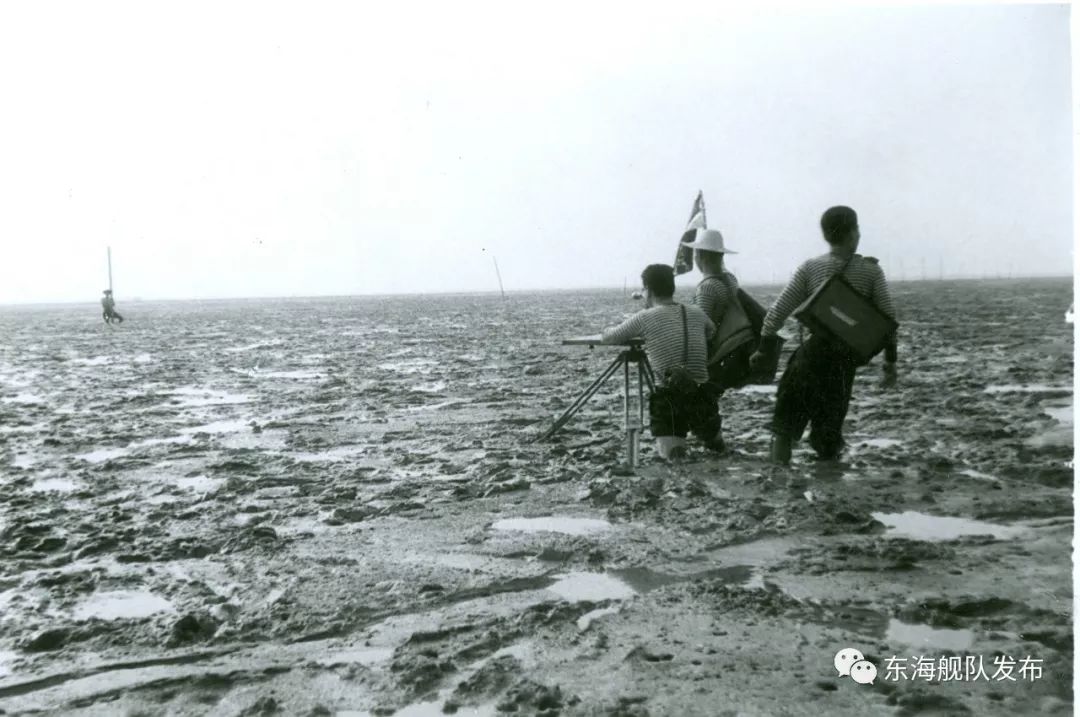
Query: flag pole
xmin=675 ymin=191 xmax=706 ymax=277
xmin=492 ymin=257 xmax=506 ymax=300
xmin=107 ymin=246 xmax=113 ymax=294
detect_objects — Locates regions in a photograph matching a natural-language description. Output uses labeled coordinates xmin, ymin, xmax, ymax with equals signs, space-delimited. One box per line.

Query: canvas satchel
xmin=702 ymin=275 xmax=755 ymax=365
xmin=793 ymin=255 xmax=897 ymax=367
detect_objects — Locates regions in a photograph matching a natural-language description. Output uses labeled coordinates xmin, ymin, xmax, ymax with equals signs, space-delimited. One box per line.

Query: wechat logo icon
xmin=835 ymin=648 xmax=877 ymax=685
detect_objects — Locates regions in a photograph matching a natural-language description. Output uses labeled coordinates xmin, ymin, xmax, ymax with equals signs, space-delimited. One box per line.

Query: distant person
xmin=101 ymin=290 xmax=123 ymax=324
xmin=750 ymin=206 xmax=897 ymax=465
xmin=683 ymin=229 xmax=754 ymax=451
xmin=602 ymin=264 xmax=724 ymax=461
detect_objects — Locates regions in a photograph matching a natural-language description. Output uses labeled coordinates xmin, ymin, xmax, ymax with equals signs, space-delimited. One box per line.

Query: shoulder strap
xmin=680 ymin=304 xmax=688 ymax=364
xmin=836 ymin=254 xmax=866 ymax=298
xmin=699 ymin=274 xmax=739 ymax=313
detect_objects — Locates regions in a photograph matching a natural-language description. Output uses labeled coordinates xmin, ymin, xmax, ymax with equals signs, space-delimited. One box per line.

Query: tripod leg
xmin=637 ymin=358 xmax=646 ymax=434
xmin=623 ymin=357 xmax=633 ymax=467
xmin=534 ymin=355 xmax=624 ymax=442
xmin=642 ymin=356 xmax=656 ymax=392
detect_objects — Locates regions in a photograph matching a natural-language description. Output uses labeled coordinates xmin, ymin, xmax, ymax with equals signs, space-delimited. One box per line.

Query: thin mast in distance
xmin=492 ymin=256 xmax=506 ymax=300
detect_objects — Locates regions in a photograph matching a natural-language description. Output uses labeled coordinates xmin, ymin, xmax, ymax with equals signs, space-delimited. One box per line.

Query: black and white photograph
xmin=0 ymin=1 xmax=1074 ymax=714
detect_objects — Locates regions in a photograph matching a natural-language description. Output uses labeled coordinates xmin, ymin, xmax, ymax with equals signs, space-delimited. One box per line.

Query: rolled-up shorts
xmin=649 ymin=382 xmax=721 ymax=440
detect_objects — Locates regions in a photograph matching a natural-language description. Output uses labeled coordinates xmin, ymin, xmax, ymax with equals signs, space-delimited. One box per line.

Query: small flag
xmin=674 ymin=191 xmax=706 ymax=275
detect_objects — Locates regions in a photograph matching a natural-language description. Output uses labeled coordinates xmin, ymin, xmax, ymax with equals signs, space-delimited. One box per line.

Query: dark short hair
xmin=641 ymin=264 xmax=675 ymax=298
xmin=820 ymin=206 xmax=858 ymax=245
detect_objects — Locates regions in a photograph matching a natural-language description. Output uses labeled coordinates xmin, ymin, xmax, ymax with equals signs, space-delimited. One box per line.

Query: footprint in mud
xmin=444 ymin=654 xmax=523 ymax=711
xmin=780 ymin=538 xmax=956 ymax=574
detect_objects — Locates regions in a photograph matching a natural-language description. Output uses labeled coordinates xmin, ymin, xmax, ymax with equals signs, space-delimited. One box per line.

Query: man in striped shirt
xmin=750 ymin=206 xmax=898 ymax=464
xmin=602 ymin=264 xmax=723 ymax=461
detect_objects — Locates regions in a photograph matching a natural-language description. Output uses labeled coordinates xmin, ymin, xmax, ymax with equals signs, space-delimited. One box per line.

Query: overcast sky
xmin=0 ymin=1 xmax=1072 ymax=303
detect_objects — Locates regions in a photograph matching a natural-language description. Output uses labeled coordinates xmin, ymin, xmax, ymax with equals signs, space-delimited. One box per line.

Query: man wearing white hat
xmin=681 ymin=228 xmax=757 ymax=451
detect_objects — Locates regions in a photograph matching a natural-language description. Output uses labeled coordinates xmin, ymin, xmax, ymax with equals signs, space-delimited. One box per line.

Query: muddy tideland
xmin=0 ymin=278 xmax=1072 ymax=716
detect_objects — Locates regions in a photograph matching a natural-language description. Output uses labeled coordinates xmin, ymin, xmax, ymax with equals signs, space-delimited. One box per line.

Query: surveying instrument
xmin=533 ymin=335 xmax=654 ymax=469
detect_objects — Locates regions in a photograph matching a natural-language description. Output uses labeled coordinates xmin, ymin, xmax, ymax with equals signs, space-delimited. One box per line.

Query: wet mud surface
xmin=0 ymin=279 xmax=1072 ymax=715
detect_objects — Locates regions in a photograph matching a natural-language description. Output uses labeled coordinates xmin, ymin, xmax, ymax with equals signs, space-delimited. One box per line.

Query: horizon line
xmin=0 ymin=274 xmax=1072 ymax=309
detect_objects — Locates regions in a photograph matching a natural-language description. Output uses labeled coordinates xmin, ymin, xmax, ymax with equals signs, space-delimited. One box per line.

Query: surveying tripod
xmin=534 ymin=336 xmax=655 ymax=469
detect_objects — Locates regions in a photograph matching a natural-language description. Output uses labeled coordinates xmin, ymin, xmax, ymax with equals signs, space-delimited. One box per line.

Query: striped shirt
xmin=694 ymin=271 xmax=738 ymax=326
xmin=602 ymin=303 xmax=715 ymax=385
xmin=762 ymin=253 xmax=897 ymax=353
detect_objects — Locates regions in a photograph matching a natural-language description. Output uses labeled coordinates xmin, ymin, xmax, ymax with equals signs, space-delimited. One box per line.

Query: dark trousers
xmin=103 ymin=310 xmax=123 ymax=324
xmin=649 ymin=382 xmax=722 ymax=443
xmin=771 ymin=335 xmax=858 ymax=459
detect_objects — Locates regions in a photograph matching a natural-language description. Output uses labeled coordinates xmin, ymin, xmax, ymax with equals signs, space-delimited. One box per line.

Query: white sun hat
xmin=681 ymin=228 xmax=737 ymax=254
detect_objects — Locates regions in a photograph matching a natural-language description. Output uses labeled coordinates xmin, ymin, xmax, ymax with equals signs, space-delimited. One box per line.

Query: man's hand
xmin=750 ymin=335 xmax=783 ymax=371
xmin=881 ymin=361 xmax=898 ymax=388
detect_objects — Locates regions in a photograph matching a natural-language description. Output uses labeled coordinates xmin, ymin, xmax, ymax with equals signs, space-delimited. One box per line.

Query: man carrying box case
xmin=750 ymin=206 xmax=898 ymax=464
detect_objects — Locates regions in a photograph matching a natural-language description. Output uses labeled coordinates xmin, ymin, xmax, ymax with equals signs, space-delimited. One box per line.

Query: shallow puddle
xmin=547 ymin=573 xmax=637 ymax=602
xmin=174 ymin=475 xmax=224 ymax=492
xmin=73 ymin=591 xmax=175 ymax=620
xmin=491 ymin=516 xmax=612 ymax=536
xmin=1 ymin=392 xmax=45 ymax=405
xmin=140 ymin=435 xmax=197 ymax=448
xmin=740 ymin=385 xmax=777 ymax=394
xmin=29 ymin=477 xmax=78 ymax=493
xmin=885 ymin=618 xmax=975 ymax=651
xmin=872 ymin=511 xmax=1027 ymax=541
xmin=956 ymin=469 xmax=1000 ymax=482
xmin=291 ymin=445 xmax=369 ymax=463
xmin=10 ymin=454 xmax=39 ymax=469
xmin=852 ymin=437 xmax=903 ymax=449
xmin=1043 ymin=404 xmax=1073 ymax=424
xmin=411 ymin=381 xmax=448 ymax=394
xmin=983 ymin=384 xmax=1071 ymax=394
xmin=1024 ymin=427 xmax=1072 ymax=449
xmin=169 ymin=387 xmax=250 ymax=407
xmin=577 ymin=606 xmax=621 ymax=631
xmin=0 ymin=421 xmax=47 ymax=435
xmin=220 ymin=430 xmax=288 ymax=450
xmin=258 ymin=370 xmax=323 ymax=380
xmin=72 ymin=356 xmax=113 ymax=366
xmin=180 ymin=419 xmax=251 ymax=435
xmin=76 ymin=447 xmax=132 ymax=464
xmin=391 ymin=699 xmax=497 ymax=717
